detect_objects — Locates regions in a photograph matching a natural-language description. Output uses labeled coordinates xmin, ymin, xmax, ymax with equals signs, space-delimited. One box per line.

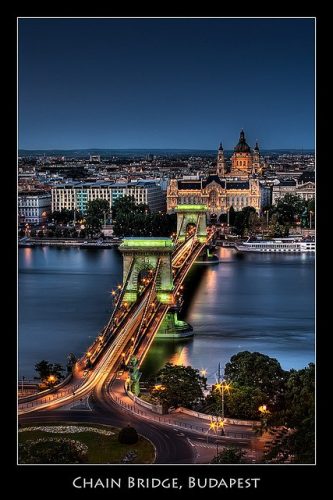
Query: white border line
xmin=17 ymin=16 xmax=316 ymax=467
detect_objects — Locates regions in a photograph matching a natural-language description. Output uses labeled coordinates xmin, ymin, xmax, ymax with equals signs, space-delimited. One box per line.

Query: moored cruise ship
xmin=236 ymin=237 xmax=315 ymax=253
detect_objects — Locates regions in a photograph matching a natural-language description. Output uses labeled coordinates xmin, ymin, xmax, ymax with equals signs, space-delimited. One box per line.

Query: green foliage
xmin=118 ymin=426 xmax=139 ymax=445
xmin=50 ymin=209 xmax=82 ymax=224
xmin=34 ymin=360 xmax=65 ymax=384
xmin=112 ymin=196 xmax=146 ymax=220
xmin=210 ymin=447 xmax=246 ymax=464
xmin=265 ymin=363 xmax=315 ymax=463
xmin=233 ymin=206 xmax=258 ymax=236
xmin=272 ymin=193 xmax=307 ymax=226
xmin=66 ymin=353 xmax=77 ymax=373
xmin=112 ymin=195 xmax=176 ymax=237
xmin=18 ymin=438 xmax=88 ymax=464
xmin=224 ymin=351 xmax=286 ymax=404
xmin=85 ymin=199 xmax=109 ymax=236
xmin=209 ymin=385 xmax=267 ymax=420
xmin=228 ymin=206 xmax=236 ymax=225
xmin=150 ymin=363 xmax=205 ymax=408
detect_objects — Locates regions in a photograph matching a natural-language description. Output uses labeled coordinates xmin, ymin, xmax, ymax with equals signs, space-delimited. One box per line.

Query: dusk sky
xmin=18 ymin=18 xmax=315 ymax=150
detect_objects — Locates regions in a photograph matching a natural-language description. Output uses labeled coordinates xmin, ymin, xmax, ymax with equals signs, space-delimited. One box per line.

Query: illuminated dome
xmin=234 ymin=130 xmax=251 ymax=153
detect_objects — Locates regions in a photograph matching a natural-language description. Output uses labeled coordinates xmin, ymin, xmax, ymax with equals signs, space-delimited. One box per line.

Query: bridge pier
xmin=156 ymin=309 xmax=193 ymax=339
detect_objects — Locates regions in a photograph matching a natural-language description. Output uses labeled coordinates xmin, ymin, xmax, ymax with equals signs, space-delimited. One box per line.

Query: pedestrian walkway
xmin=110 ymin=376 xmax=255 ymax=440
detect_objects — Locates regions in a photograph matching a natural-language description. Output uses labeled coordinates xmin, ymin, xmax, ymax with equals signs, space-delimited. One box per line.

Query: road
xmin=19 ymin=388 xmax=195 ymax=464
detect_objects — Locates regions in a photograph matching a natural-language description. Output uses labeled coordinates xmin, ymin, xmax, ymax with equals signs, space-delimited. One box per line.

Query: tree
xmin=85 ymin=199 xmax=109 ymax=236
xmin=118 ymin=425 xmax=139 ymax=444
xmin=273 ymin=194 xmax=307 ymax=226
xmin=112 ymin=196 xmax=139 ymax=219
xmin=34 ymin=360 xmax=65 ymax=384
xmin=35 ymin=360 xmax=52 ymax=380
xmin=210 ymin=447 xmax=246 ymax=464
xmin=49 ymin=209 xmax=82 ymax=225
xmin=234 ymin=207 xmax=258 ymax=236
xmin=224 ymin=351 xmax=286 ymax=408
xmin=209 ymin=385 xmax=268 ymax=420
xmin=265 ymin=363 xmax=315 ymax=463
xmin=66 ymin=353 xmax=77 ymax=373
xmin=112 ymin=196 xmax=176 ymax=237
xmin=228 ymin=206 xmax=236 ymax=226
xmin=149 ymin=363 xmax=206 ymax=409
xmin=18 ymin=438 xmax=88 ymax=464
xmin=52 ymin=363 xmax=65 ymax=380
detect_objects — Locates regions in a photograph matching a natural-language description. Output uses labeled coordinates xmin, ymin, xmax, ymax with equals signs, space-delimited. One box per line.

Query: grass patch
xmin=18 ymin=423 xmax=155 ymax=464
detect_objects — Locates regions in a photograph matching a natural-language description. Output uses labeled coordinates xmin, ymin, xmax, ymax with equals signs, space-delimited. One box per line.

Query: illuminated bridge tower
xmin=175 ymin=205 xmax=207 ymax=243
xmin=119 ymin=237 xmax=174 ymax=304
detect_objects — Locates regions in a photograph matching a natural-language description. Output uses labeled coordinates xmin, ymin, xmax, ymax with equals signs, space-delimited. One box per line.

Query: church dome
xmin=234 ymin=130 xmax=251 ymax=153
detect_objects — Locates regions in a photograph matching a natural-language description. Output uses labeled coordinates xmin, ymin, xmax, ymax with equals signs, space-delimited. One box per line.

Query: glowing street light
xmin=200 ymin=369 xmax=207 ymax=377
xmin=47 ymin=375 xmax=56 ymax=387
xmin=258 ymin=404 xmax=269 ymax=415
xmin=86 ymin=351 xmax=92 ymax=358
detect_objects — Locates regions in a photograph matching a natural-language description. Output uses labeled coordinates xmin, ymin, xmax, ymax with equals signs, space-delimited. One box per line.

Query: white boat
xmin=236 ymin=236 xmax=315 ymax=253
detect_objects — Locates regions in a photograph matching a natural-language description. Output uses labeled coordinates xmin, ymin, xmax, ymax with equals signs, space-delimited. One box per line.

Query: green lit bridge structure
xmin=18 ymin=205 xmax=216 ymax=414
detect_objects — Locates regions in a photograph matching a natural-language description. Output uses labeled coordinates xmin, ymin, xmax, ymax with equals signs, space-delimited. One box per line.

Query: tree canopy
xmin=149 ymin=363 xmax=206 ymax=409
xmin=265 ymin=363 xmax=315 ymax=463
xmin=35 ymin=360 xmax=65 ymax=384
xmin=85 ymin=199 xmax=109 ymax=236
xmin=210 ymin=447 xmax=246 ymax=464
xmin=224 ymin=351 xmax=286 ymax=402
xmin=233 ymin=206 xmax=259 ymax=236
xmin=111 ymin=195 xmax=176 ymax=237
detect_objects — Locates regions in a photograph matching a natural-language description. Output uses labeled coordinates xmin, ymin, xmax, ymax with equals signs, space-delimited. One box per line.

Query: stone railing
xmin=174 ymin=407 xmax=260 ymax=426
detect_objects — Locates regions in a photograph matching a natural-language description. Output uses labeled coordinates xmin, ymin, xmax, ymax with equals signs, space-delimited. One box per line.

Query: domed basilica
xmin=167 ymin=130 xmax=269 ymax=221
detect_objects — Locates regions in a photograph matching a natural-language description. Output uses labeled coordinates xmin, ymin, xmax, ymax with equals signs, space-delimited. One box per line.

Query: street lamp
xmin=208 ymin=416 xmax=225 ymax=456
xmin=214 ymin=363 xmax=231 ymax=436
xmin=258 ymin=404 xmax=270 ymax=434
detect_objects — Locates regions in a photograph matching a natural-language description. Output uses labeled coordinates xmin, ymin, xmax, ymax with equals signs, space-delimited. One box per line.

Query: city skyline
xmin=19 ymin=18 xmax=315 ymax=150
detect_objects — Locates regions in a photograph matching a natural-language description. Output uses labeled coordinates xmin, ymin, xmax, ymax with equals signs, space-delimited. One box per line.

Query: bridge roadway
xmin=18 ymin=233 xmax=212 ymax=415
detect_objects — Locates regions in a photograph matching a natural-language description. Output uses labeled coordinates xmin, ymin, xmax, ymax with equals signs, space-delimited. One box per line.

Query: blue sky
xmin=18 ymin=18 xmax=315 ymax=150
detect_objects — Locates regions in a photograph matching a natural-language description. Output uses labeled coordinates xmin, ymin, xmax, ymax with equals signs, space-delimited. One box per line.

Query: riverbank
xmin=19 ymin=237 xmax=122 ymax=248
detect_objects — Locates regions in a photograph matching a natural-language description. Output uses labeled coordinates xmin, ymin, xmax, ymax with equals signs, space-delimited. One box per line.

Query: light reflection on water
xmin=141 ymin=247 xmax=315 ymax=382
xmin=19 ymin=246 xmax=314 ymax=381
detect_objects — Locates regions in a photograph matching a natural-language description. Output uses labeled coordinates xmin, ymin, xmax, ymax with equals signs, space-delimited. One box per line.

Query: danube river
xmin=19 ymin=246 xmax=315 ymax=382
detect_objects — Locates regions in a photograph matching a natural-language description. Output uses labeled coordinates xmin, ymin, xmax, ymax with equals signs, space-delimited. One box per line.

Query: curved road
xmin=18 ymin=385 xmax=195 ymax=464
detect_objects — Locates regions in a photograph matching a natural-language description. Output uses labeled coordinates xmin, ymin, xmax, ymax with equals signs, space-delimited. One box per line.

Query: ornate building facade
xmin=167 ymin=130 xmax=269 ymax=220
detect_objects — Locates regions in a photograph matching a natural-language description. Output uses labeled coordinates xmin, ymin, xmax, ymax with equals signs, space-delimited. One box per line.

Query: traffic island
xmin=18 ymin=423 xmax=155 ymax=464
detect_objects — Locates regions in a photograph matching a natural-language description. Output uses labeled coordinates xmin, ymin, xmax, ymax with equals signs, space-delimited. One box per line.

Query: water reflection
xmin=141 ymin=247 xmax=315 ymax=381
xmin=19 ymin=246 xmax=315 ymax=381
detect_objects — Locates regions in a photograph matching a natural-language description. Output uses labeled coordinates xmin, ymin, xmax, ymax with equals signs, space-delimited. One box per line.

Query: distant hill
xmin=18 ymin=148 xmax=314 ymax=158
